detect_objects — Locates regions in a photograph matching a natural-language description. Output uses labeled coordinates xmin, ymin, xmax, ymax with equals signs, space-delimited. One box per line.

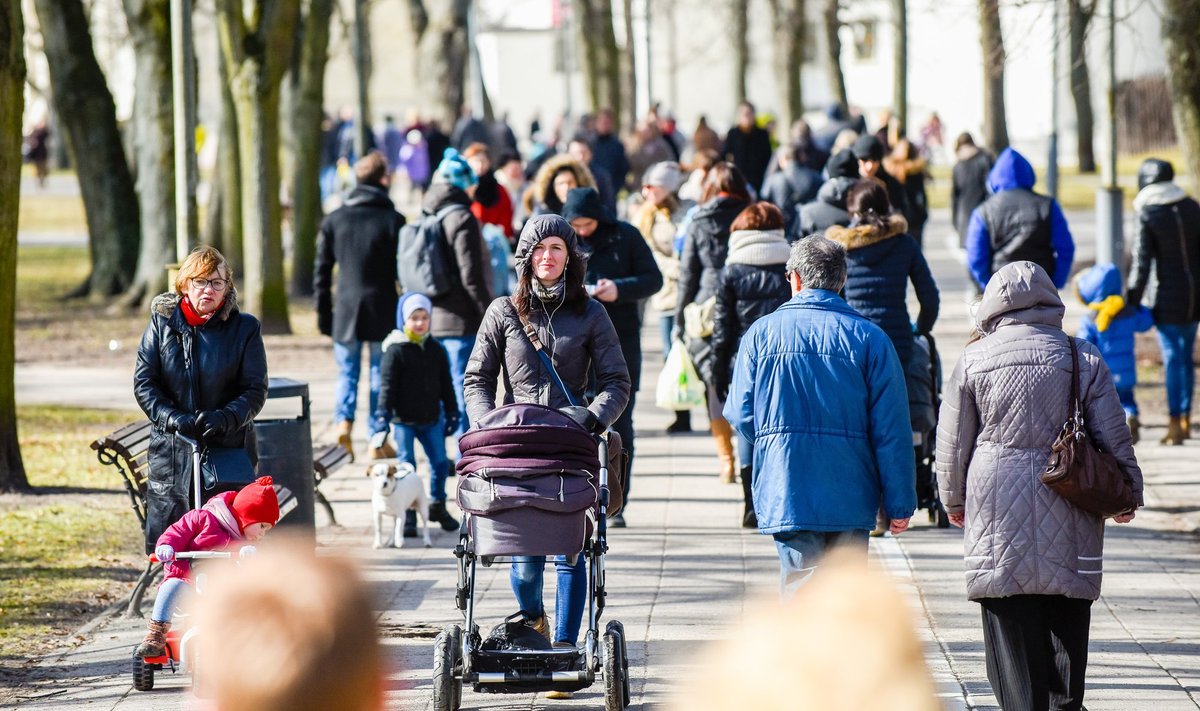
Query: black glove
xmin=197 ymin=410 xmax=236 ymax=440
xmin=168 ymin=412 xmax=199 ymax=438
xmin=317 ymin=309 xmax=333 ymax=337
xmin=559 ymin=405 xmax=600 ymax=433
xmin=443 ymin=414 xmax=460 ymax=437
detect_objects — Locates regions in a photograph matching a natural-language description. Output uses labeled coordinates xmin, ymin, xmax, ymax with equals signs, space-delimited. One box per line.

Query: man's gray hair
xmin=786 ymin=236 xmax=847 ymax=291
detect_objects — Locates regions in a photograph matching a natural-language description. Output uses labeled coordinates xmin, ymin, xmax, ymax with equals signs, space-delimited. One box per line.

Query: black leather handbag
xmin=200 ymin=447 xmax=256 ymax=492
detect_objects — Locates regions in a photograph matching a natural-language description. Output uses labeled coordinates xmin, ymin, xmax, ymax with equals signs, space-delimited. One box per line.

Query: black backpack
xmin=397 ymin=205 xmax=466 ymax=297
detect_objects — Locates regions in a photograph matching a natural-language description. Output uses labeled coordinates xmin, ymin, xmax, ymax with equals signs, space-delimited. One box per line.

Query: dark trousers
xmin=979 ymin=595 xmax=1093 ymax=711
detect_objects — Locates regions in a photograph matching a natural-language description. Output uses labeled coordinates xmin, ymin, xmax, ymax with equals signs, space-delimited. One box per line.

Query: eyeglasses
xmin=191 ymin=277 xmax=228 ymax=292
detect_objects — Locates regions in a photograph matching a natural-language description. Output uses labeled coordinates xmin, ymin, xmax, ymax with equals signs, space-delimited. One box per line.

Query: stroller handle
xmin=149 ymin=551 xmax=233 ymax=563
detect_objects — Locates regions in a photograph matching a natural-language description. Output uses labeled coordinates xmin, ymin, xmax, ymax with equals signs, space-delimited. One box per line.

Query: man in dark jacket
xmin=798 ymin=149 xmax=859 ymax=238
xmin=760 ymin=143 xmax=823 ymax=241
xmin=562 ymin=187 xmax=663 ymax=526
xmin=966 ymin=148 xmax=1074 ymax=290
xmin=569 ymin=136 xmax=618 ymax=214
xmin=425 ymin=148 xmax=493 ymax=438
xmin=852 ymin=135 xmax=909 ymax=221
xmin=724 ymin=102 xmax=774 ymax=193
xmin=589 ymin=109 xmax=631 ymax=192
xmin=950 ymin=132 xmax=993 ymax=244
xmin=315 ymin=152 xmax=406 ymax=461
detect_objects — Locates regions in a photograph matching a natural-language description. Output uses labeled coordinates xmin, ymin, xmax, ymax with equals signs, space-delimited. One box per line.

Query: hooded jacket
xmin=797 ymin=177 xmax=855 ymax=238
xmin=723 ymin=289 xmax=916 ymax=534
xmin=378 ymin=330 xmax=457 ymax=425
xmin=935 ymin=261 xmax=1142 ymax=601
xmin=1075 ymin=264 xmax=1153 ymax=389
xmin=1126 ymin=181 xmax=1200 ymax=324
xmin=951 ymin=146 xmax=993 ymax=239
xmin=156 ymin=490 xmax=243 ymax=582
xmin=523 ymin=154 xmax=597 ymax=217
xmin=674 ymin=194 xmax=752 ymax=330
xmin=966 ymin=148 xmax=1075 ymax=289
xmin=422 ymin=182 xmax=493 ymax=337
xmin=313 ymin=184 xmax=405 ymax=343
xmin=134 ymin=290 xmax=268 ymax=553
xmin=464 ymin=216 xmax=631 ymax=429
xmin=711 ymin=228 xmax=792 ymax=398
xmin=760 ymin=163 xmax=823 ymax=239
xmin=825 ymin=214 xmax=939 ymax=367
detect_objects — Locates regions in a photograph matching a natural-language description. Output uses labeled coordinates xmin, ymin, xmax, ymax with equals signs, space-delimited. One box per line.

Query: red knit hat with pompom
xmin=231 ymin=476 xmax=280 ymax=532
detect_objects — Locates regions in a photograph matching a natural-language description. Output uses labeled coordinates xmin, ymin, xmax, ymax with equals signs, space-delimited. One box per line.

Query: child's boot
xmin=1127 ymin=415 xmax=1140 ymax=445
xmin=429 ymin=501 xmax=460 ymax=532
xmin=337 ymin=421 xmax=355 ymax=463
xmin=135 ymin=620 xmax=170 ymax=658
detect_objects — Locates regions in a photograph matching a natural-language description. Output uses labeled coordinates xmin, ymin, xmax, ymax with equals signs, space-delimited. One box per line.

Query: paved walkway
xmin=6 ymin=215 xmax=1200 ymax=709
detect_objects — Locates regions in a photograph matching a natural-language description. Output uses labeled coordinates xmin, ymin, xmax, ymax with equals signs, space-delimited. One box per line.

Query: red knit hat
xmin=231 ymin=476 xmax=280 ymax=532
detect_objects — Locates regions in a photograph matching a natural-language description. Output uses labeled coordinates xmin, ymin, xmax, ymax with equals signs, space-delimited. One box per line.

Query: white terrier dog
xmin=369 ymin=461 xmax=431 ymax=548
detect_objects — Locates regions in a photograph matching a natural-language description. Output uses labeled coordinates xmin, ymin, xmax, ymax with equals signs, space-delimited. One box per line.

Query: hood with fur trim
xmin=824 ymin=214 xmax=909 ymax=251
xmin=151 ymin=289 xmax=240 ymax=323
xmin=525 ymin=154 xmax=597 ymax=214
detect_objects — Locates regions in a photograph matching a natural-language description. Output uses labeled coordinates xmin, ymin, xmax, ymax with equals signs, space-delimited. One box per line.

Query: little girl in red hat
xmin=135 ymin=476 xmax=279 ymax=658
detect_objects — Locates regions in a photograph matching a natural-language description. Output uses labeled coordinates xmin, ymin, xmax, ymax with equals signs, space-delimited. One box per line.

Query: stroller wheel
xmin=131 ymin=652 xmax=155 ymax=692
xmin=432 ymin=624 xmax=463 ymax=711
xmin=603 ymin=624 xmax=626 ymax=710
xmin=607 ymin=620 xmax=631 ymax=706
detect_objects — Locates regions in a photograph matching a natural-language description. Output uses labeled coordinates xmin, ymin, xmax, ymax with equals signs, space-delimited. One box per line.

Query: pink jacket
xmin=156 ymin=491 xmax=243 ymax=581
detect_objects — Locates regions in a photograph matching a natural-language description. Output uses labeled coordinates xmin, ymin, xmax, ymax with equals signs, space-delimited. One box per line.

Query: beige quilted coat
xmin=935 ymin=261 xmax=1143 ymax=601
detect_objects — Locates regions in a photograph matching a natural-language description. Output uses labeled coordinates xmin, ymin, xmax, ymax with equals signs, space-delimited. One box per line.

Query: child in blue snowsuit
xmin=1076 ymin=263 xmax=1154 ymax=442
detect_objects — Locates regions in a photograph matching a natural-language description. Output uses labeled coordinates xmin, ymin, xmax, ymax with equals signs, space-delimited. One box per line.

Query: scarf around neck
xmin=180 ymin=294 xmax=220 ymax=327
xmin=533 ymin=277 xmax=566 ymax=304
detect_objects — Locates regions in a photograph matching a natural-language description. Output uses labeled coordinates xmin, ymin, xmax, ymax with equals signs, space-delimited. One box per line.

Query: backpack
xmin=397 ymin=205 xmax=466 ymax=297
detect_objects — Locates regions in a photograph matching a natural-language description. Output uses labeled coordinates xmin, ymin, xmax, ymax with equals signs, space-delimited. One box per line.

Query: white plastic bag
xmin=656 ymin=340 xmax=707 ymax=411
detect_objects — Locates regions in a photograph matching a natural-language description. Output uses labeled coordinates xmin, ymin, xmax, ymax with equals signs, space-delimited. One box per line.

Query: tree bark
xmin=573 ymin=0 xmax=622 ymax=130
xmin=1163 ymin=0 xmax=1200 ymax=185
xmin=122 ymin=0 xmax=177 ymax=305
xmin=731 ymin=0 xmax=750 ymax=102
xmin=1067 ymin=0 xmax=1097 ymax=173
xmin=770 ymin=0 xmax=806 ymax=133
xmin=621 ymin=0 xmax=637 ymax=129
xmin=978 ymin=0 xmax=1009 ymax=152
xmin=0 ymin=0 xmax=28 ymax=492
xmin=893 ymin=0 xmax=908 ymax=133
xmin=217 ymin=0 xmax=298 ymax=334
xmin=215 ymin=50 xmax=243 ymax=273
xmin=823 ymin=0 xmax=848 ymax=113
xmin=32 ymin=0 xmax=140 ymax=299
xmin=290 ymin=0 xmax=334 ymax=298
xmin=407 ymin=0 xmax=469 ymax=129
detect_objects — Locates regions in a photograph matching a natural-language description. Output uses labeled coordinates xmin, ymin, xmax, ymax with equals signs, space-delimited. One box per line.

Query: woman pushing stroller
xmin=464 ymin=214 xmax=631 ymax=693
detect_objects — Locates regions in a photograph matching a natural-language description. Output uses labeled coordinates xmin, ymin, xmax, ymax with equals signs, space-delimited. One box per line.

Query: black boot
xmin=665 ymin=410 xmax=692 ymax=434
xmin=403 ymin=510 xmax=418 ymax=538
xmin=429 ymin=501 xmax=460 ymax=532
xmin=740 ymin=467 xmax=757 ymax=528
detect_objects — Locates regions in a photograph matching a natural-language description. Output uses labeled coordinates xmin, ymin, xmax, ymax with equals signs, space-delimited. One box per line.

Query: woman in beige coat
xmin=935 ymin=261 xmax=1141 ymax=711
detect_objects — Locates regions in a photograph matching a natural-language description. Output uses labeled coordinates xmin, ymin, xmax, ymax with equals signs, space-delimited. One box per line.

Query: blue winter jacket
xmin=723 ymin=289 xmax=917 ymax=534
xmin=966 ymin=149 xmax=1075 ymax=289
xmin=1075 ymin=263 xmax=1153 ymax=389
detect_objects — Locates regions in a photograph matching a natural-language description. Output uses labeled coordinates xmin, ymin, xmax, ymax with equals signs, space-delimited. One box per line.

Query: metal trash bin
xmin=253 ymin=377 xmax=315 ymax=535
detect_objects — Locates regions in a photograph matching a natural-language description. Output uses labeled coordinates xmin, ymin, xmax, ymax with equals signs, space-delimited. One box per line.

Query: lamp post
xmin=1047 ymin=0 xmax=1060 ymax=199
xmin=171 ymin=0 xmax=198 ymax=261
xmin=1095 ymin=0 xmax=1123 ymax=269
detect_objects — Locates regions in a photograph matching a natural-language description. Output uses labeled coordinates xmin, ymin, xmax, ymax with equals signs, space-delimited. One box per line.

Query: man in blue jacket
xmin=724 ymin=236 xmax=915 ymax=598
xmin=966 ymin=148 xmax=1074 ymax=291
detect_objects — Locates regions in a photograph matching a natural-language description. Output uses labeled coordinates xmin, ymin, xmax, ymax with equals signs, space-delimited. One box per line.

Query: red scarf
xmin=180 ymin=295 xmax=221 ymax=327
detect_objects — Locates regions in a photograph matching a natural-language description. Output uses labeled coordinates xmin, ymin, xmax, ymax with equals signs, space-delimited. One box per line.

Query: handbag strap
xmin=510 ymin=301 xmax=579 ymax=408
xmin=1067 ymin=335 xmax=1083 ymax=422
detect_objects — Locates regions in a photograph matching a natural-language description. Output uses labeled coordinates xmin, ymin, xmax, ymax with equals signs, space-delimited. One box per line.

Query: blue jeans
xmin=660 ymin=315 xmax=674 ymax=362
xmin=1157 ymin=322 xmax=1198 ymax=416
xmin=510 ymin=555 xmax=587 ymax=645
xmin=392 ymin=416 xmax=450 ymax=502
xmin=736 ymin=432 xmax=752 ymax=470
xmin=772 ymin=530 xmax=869 ymax=600
xmin=1116 ymin=384 xmax=1138 ymax=417
xmin=440 ymin=336 xmax=476 ymax=438
xmin=333 ymin=340 xmax=386 ymax=435
xmin=151 ymin=577 xmax=190 ymax=623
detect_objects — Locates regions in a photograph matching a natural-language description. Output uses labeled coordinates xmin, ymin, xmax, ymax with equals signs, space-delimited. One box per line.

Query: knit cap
xmin=398 ymin=292 xmax=432 ymax=327
xmin=434 ymin=147 xmax=479 ymax=192
xmin=561 ymin=187 xmax=611 ymax=224
xmin=231 ymin=476 xmax=279 ymax=532
xmin=642 ymin=161 xmax=683 ymax=192
xmin=825 ymin=149 xmax=861 ymax=180
xmin=852 ymin=135 xmax=885 ymax=162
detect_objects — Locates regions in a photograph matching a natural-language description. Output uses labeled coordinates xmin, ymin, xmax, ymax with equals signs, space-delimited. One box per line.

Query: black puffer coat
xmin=423 ymin=183 xmax=493 ymax=338
xmin=674 ymin=195 xmax=751 ymax=328
xmin=378 ymin=330 xmax=457 ymax=425
xmin=710 ymin=229 xmax=792 ymax=398
xmin=797 ymin=177 xmax=855 ymax=238
xmin=133 ymin=291 xmax=268 ymax=553
xmin=1127 ymin=182 xmax=1200 ymax=324
xmin=825 ymin=215 xmax=940 ymax=367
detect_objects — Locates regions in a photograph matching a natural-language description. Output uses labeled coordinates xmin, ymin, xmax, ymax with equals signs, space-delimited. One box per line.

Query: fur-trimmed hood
xmin=524 ymin=154 xmax=597 ymax=214
xmin=824 ymin=214 xmax=909 ymax=251
xmin=151 ymin=289 xmax=240 ymax=323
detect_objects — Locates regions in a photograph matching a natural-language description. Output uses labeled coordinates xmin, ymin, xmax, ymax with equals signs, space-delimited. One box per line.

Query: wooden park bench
xmin=90 ymin=421 xmax=351 ymax=617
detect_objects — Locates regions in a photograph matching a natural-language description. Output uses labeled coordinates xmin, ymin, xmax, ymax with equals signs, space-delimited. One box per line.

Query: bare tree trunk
xmin=1068 ymin=0 xmax=1097 ymax=173
xmin=621 ymin=0 xmax=637 ymax=129
xmin=1163 ymin=0 xmax=1200 ymax=185
xmin=290 ymin=0 xmax=333 ymax=298
xmin=731 ymin=0 xmax=750 ymax=102
xmin=32 ymin=0 xmax=140 ymax=299
xmin=823 ymin=0 xmax=848 ymax=112
xmin=217 ymin=0 xmax=298 ymax=334
xmin=770 ymin=0 xmax=806 ymax=132
xmin=573 ymin=0 xmax=622 ymax=130
xmin=352 ymin=0 xmax=373 ymax=154
xmin=0 ymin=0 xmax=28 ymax=492
xmin=979 ymin=0 xmax=1009 ymax=152
xmin=893 ymin=0 xmax=908 ymax=133
xmin=122 ymin=0 xmax=176 ymax=306
xmin=215 ymin=51 xmax=243 ymax=273
xmin=407 ymin=0 xmax=469 ymax=129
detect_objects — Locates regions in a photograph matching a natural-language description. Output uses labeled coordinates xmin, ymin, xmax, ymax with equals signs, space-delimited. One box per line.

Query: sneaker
xmin=545 ymin=690 xmax=574 ymax=700
xmin=609 ymin=512 xmax=627 ymax=528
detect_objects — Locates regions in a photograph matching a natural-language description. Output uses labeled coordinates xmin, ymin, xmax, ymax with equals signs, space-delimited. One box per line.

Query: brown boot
xmin=710 ymin=418 xmax=736 ymax=483
xmin=1161 ymin=415 xmax=1186 ymax=446
xmin=1127 ymin=415 xmax=1140 ymax=445
xmin=135 ymin=620 xmax=170 ymax=658
xmin=368 ymin=440 xmax=396 ymax=460
xmin=529 ymin=614 xmax=551 ymax=641
xmin=337 ymin=421 xmax=355 ymax=463
xmin=1183 ymin=414 xmax=1192 ymax=439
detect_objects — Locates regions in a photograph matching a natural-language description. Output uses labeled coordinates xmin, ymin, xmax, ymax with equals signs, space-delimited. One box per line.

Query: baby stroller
xmin=432 ymin=404 xmax=630 ymax=710
xmin=908 ymin=332 xmax=949 ymax=528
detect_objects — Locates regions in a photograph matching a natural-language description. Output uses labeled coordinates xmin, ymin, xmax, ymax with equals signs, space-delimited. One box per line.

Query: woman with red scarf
xmin=134 ymin=246 xmax=269 ymax=554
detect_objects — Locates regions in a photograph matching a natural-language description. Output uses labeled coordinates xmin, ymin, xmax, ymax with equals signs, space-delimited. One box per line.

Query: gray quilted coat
xmin=935 ymin=261 xmax=1143 ymax=601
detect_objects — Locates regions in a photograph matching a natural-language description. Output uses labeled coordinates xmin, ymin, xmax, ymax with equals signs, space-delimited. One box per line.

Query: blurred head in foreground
xmin=672 ymin=550 xmax=938 ymax=711
xmin=193 ymin=536 xmax=384 ymax=711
